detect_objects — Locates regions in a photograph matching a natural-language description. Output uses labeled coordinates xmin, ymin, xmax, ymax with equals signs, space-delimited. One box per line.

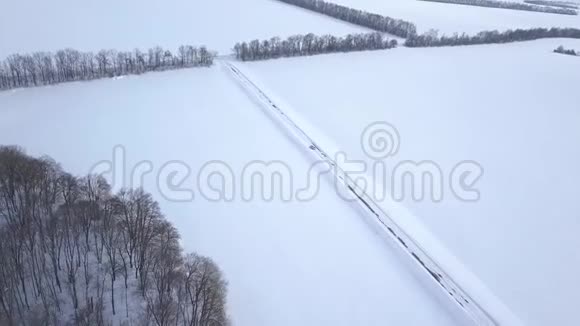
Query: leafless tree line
xmin=524 ymin=0 xmax=579 ymax=9
xmin=405 ymin=27 xmax=580 ymax=47
xmin=554 ymin=45 xmax=579 ymax=56
xmin=0 ymin=146 xmax=229 ymax=326
xmin=273 ymin=0 xmax=417 ymax=38
xmin=233 ymin=32 xmax=398 ymax=61
xmin=418 ymin=0 xmax=578 ymax=15
xmin=0 ymin=45 xmax=215 ymax=91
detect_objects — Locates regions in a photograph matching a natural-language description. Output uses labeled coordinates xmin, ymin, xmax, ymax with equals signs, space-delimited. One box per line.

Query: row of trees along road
xmin=234 ymin=32 xmax=398 ymax=61
xmin=0 ymin=45 xmax=215 ymax=91
xmin=0 ymin=146 xmax=229 ymax=326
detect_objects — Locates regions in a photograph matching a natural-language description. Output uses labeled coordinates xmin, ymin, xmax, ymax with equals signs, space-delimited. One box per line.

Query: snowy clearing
xmin=327 ymin=0 xmax=580 ymax=34
xmin=242 ymin=38 xmax=580 ymax=326
xmin=0 ymin=0 xmax=367 ymax=57
xmin=0 ymin=67 xmax=467 ymax=326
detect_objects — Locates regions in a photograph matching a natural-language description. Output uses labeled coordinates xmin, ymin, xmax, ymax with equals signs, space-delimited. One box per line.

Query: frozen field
xmin=242 ymin=38 xmax=580 ymax=326
xmin=328 ymin=0 xmax=580 ymax=35
xmin=2 ymin=0 xmax=579 ymax=324
xmin=0 ymin=67 xmax=469 ymax=326
xmin=0 ymin=0 xmax=366 ymax=57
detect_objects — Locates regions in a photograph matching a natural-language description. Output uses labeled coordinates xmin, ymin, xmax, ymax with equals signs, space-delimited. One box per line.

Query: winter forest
xmin=0 ymin=146 xmax=229 ymax=326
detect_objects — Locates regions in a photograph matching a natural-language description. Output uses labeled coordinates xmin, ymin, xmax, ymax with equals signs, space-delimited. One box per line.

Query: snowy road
xmin=223 ymin=60 xmax=516 ymax=326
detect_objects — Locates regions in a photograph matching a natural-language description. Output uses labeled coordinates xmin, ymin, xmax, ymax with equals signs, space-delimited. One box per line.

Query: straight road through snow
xmin=223 ymin=60 xmax=501 ymax=326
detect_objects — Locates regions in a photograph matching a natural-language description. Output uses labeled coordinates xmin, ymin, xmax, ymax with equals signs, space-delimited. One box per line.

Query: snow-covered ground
xmin=327 ymin=0 xmax=580 ymax=34
xmin=3 ymin=0 xmax=580 ymax=324
xmin=0 ymin=67 xmax=470 ymax=326
xmin=242 ymin=38 xmax=580 ymax=326
xmin=0 ymin=0 xmax=367 ymax=57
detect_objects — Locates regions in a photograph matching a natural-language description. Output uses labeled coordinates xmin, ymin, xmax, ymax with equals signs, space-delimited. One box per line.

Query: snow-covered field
xmin=328 ymin=0 xmax=580 ymax=34
xmin=0 ymin=0 xmax=366 ymax=57
xmin=242 ymin=38 xmax=580 ymax=326
xmin=0 ymin=67 xmax=469 ymax=326
xmin=3 ymin=0 xmax=580 ymax=324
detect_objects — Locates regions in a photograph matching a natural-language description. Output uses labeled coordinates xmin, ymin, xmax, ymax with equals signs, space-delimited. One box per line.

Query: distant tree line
xmin=405 ymin=27 xmax=580 ymax=47
xmin=273 ymin=0 xmax=417 ymax=38
xmin=0 ymin=146 xmax=229 ymax=326
xmin=554 ymin=45 xmax=579 ymax=55
xmin=418 ymin=0 xmax=578 ymax=15
xmin=0 ymin=45 xmax=215 ymax=91
xmin=234 ymin=32 xmax=397 ymax=61
xmin=524 ymin=0 xmax=579 ymax=9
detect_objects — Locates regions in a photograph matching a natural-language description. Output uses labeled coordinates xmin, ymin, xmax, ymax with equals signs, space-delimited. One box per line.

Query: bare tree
xmin=100 ymin=196 xmax=122 ymax=316
xmin=180 ymin=253 xmax=229 ymax=326
xmin=144 ymin=220 xmax=181 ymax=326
